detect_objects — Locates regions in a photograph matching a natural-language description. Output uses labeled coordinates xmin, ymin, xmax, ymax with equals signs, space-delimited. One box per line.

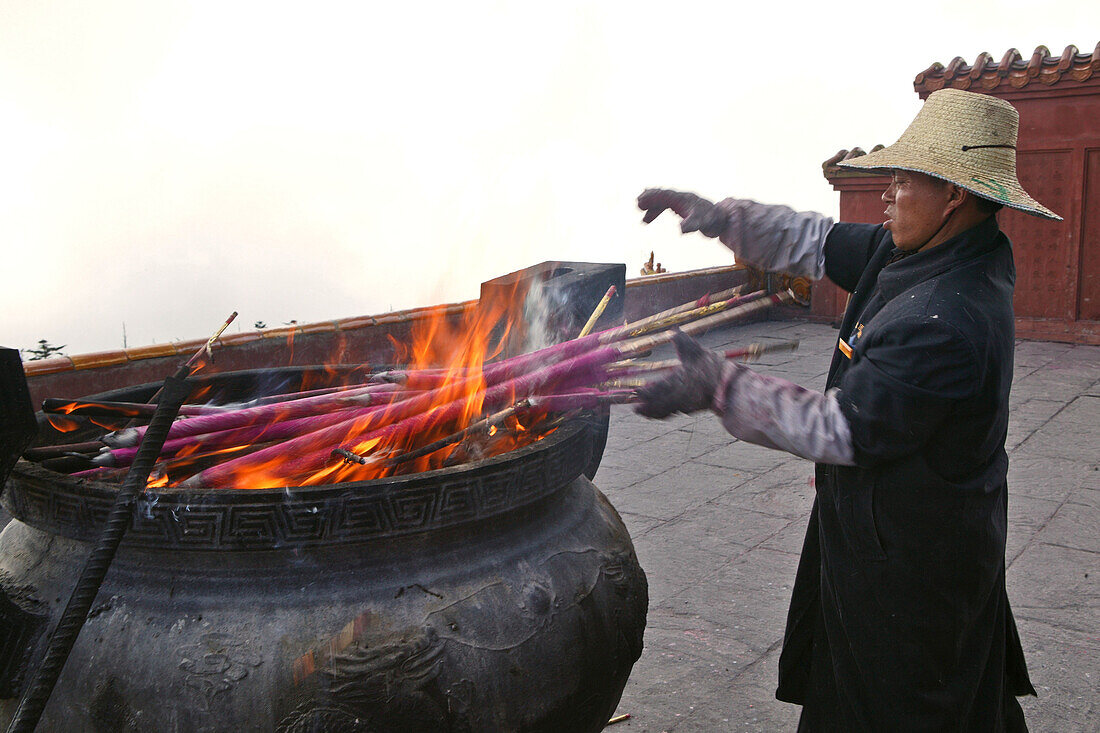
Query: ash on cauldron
xmin=1 ymin=365 xmax=648 ymax=732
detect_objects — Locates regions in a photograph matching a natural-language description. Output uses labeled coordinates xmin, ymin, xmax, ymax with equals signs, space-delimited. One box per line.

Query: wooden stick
xmin=612 ymin=290 xmax=764 ymax=340
xmin=605 ymin=339 xmax=801 ymax=375
xmin=578 ymin=285 xmax=617 ymax=338
xmin=603 ymin=284 xmax=744 ymax=338
xmin=527 ymin=390 xmax=636 ymax=412
xmin=185 ymin=311 xmax=238 ymax=371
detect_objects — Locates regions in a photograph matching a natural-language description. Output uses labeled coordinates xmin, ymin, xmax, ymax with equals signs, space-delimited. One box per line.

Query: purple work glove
xmin=637 ymin=188 xmax=728 ymax=238
xmin=635 ymin=330 xmax=728 ymax=418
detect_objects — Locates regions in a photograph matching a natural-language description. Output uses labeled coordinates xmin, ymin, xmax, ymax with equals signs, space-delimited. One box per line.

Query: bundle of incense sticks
xmin=36 ymin=286 xmax=796 ymax=489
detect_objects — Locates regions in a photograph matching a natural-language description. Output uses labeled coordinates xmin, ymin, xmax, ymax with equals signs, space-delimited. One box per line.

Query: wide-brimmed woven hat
xmin=838 ymin=88 xmax=1061 ymax=220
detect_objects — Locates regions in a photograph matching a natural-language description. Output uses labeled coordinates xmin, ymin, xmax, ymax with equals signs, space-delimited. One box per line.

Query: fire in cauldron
xmin=1 ymin=263 xmax=793 ymax=731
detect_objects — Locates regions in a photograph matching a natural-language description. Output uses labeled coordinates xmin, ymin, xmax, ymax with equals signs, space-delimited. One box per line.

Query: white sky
xmin=2 ymin=0 xmax=1095 ymax=356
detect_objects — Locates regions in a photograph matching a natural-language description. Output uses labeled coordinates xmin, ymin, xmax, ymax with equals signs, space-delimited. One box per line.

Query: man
xmin=634 ymin=88 xmax=1060 ymax=731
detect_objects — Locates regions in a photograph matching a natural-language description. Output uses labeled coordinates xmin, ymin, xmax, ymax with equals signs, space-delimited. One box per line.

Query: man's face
xmin=882 ymin=170 xmax=954 ymax=250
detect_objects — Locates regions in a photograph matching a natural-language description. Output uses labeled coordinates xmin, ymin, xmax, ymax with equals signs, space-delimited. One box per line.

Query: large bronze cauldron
xmin=0 ymin=370 xmax=647 ymax=732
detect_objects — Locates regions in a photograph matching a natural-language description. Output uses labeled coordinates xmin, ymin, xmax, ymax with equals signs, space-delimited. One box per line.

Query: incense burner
xmin=0 ymin=369 xmax=646 ymax=732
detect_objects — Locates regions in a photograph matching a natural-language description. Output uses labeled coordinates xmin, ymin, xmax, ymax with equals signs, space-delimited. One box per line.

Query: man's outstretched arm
xmin=635 ymin=331 xmax=855 ymax=466
xmin=637 ymin=189 xmax=834 ymax=280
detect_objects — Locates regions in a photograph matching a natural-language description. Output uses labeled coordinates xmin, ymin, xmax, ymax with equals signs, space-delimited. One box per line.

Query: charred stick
xmin=441 ymin=408 xmax=565 ymax=469
xmin=331 ymin=448 xmax=372 ymax=465
xmin=43 ymin=398 xmax=224 ymax=420
xmin=23 ymin=441 xmax=106 ymax=461
xmin=384 ymin=401 xmax=531 ymax=468
xmin=40 ymin=454 xmax=99 ymax=473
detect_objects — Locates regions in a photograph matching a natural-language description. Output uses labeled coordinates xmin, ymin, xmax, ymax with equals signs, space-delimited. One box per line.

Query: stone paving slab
xmin=598 ymin=319 xmax=1099 ymax=732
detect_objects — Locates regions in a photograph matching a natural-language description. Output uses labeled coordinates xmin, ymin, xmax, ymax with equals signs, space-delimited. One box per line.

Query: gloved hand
xmin=635 ymin=330 xmax=728 ymax=418
xmin=637 ymin=188 xmax=728 ymax=238
xmin=638 ymin=190 xmax=834 ymax=280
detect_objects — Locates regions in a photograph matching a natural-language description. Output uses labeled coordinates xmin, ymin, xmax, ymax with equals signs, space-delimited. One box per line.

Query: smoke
xmin=520 ymin=278 xmax=569 ymax=355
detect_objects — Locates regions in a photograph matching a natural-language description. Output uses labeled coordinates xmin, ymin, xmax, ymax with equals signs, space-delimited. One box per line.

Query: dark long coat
xmin=776 ymin=217 xmax=1036 ymax=731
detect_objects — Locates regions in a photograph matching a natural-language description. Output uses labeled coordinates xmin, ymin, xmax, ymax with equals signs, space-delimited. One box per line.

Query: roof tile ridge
xmin=997 ymin=48 xmax=1023 ymax=77
xmin=968 ymin=51 xmax=994 ymax=80
xmin=916 ymin=43 xmax=1098 ymax=92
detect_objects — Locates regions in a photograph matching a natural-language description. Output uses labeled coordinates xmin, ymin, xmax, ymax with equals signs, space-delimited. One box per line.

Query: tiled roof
xmin=914 ymin=44 xmax=1100 ymax=94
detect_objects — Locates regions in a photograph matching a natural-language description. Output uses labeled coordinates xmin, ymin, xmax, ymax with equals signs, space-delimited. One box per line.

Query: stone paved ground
xmin=597 ymin=318 xmax=1099 ymax=732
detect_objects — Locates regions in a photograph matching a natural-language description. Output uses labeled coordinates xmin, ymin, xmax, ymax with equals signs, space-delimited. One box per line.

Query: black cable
xmin=6 ymin=373 xmax=192 ymax=733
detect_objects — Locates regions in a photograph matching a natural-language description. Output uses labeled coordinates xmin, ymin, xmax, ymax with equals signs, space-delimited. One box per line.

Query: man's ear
xmin=943 ymin=183 xmax=970 ymax=217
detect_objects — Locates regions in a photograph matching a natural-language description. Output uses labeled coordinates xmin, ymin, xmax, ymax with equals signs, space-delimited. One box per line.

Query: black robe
xmin=776 ymin=217 xmax=1036 ymax=731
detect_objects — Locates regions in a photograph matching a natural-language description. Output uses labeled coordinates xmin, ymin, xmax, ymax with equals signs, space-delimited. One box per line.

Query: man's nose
xmin=882 ymin=184 xmax=895 ymax=204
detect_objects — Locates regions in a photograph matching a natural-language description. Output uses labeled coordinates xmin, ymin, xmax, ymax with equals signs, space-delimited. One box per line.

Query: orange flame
xmin=194 ymin=276 xmax=553 ymax=489
xmin=46 ymin=414 xmax=81 ymax=433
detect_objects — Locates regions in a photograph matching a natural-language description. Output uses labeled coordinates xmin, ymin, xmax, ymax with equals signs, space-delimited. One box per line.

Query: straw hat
xmin=838 ymin=88 xmax=1061 ymax=220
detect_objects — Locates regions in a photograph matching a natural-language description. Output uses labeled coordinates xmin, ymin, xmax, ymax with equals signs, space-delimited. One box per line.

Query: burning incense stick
xmin=102 ymin=382 xmax=411 ymax=448
xmin=578 ymin=285 xmax=617 ymax=338
xmin=95 ymin=407 xmax=369 ymax=468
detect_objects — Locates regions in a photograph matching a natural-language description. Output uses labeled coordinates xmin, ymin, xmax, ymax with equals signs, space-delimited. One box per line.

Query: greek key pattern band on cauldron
xmin=3 ymin=425 xmax=591 ymax=550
